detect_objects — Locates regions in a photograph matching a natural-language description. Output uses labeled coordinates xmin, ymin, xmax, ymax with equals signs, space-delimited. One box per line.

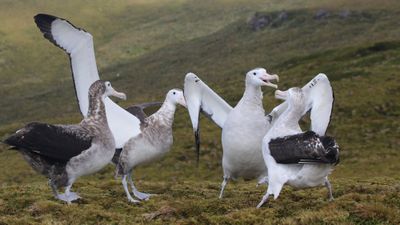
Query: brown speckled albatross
xmin=4 ymin=80 xmax=126 ymax=204
xmin=114 ymin=89 xmax=186 ymax=203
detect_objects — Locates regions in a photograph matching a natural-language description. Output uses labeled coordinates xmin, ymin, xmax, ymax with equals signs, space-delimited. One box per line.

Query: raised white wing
xmin=34 ymin=14 xmax=141 ymax=148
xmin=184 ymin=73 xmax=232 ymax=130
xmin=269 ymin=73 xmax=334 ymax=135
xmin=184 ymin=73 xmax=233 ymax=162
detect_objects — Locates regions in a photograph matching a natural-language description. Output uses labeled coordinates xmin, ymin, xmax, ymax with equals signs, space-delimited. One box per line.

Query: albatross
xmin=257 ymin=86 xmax=339 ymax=208
xmin=184 ymin=68 xmax=279 ymax=198
xmin=4 ymin=80 xmax=126 ymax=203
xmin=114 ymin=89 xmax=186 ymax=203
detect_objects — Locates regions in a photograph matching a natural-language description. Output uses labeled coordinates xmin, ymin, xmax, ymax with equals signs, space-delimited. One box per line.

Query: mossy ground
xmin=1 ymin=0 xmax=399 ymax=224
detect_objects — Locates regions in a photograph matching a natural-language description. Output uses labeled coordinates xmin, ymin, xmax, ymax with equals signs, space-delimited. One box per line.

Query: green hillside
xmin=0 ymin=0 xmax=399 ymax=224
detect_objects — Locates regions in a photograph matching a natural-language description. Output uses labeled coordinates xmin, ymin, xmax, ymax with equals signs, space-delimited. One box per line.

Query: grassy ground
xmin=1 ymin=0 xmax=400 ymax=224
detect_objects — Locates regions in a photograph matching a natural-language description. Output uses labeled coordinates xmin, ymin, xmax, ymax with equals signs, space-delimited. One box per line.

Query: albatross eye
xmin=253 ymin=72 xmax=257 ymax=76
xmin=173 ymin=92 xmax=176 ymax=95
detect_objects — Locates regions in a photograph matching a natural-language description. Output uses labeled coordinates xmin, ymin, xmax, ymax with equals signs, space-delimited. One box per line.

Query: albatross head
xmin=89 ymin=80 xmax=127 ymax=100
xmin=246 ymin=68 xmax=279 ymax=88
xmin=166 ymin=89 xmax=187 ymax=108
xmin=275 ymin=87 xmax=305 ymax=112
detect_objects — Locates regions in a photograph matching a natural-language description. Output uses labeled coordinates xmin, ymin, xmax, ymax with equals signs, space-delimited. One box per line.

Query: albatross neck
xmin=277 ymin=103 xmax=304 ymax=128
xmin=153 ymin=100 xmax=176 ymax=127
xmin=86 ymin=94 xmax=107 ymax=124
xmin=238 ymin=82 xmax=263 ymax=109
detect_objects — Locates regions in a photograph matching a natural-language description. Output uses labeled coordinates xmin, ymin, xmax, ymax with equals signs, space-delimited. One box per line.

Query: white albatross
xmin=185 ymin=68 xmax=279 ymax=198
xmin=257 ymin=86 xmax=339 ymax=208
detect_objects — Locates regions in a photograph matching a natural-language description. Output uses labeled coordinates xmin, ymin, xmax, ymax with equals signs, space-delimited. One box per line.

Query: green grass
xmin=1 ymin=0 xmax=400 ymax=224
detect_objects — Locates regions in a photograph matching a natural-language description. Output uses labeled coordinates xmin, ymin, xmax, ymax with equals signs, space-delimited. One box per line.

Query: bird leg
xmin=49 ymin=179 xmax=61 ymax=199
xmin=256 ymin=192 xmax=270 ymax=208
xmin=325 ymin=178 xmax=334 ymax=201
xmin=219 ymin=176 xmax=229 ymax=199
xmin=128 ymin=171 xmax=151 ymax=201
xmin=256 ymin=176 xmax=269 ymax=187
xmin=122 ymin=175 xmax=140 ymax=203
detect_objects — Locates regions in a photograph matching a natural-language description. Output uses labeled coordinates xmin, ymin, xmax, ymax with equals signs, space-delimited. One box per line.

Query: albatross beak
xmin=275 ymin=89 xmax=288 ymax=100
xmin=179 ymin=96 xmax=187 ymax=108
xmin=110 ymin=88 xmax=127 ymax=100
xmin=261 ymin=74 xmax=279 ymax=89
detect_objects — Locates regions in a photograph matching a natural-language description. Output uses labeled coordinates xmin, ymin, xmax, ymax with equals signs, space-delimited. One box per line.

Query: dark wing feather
xmin=125 ymin=102 xmax=162 ymax=125
xmin=4 ymin=122 xmax=93 ymax=162
xmin=34 ymin=14 xmax=59 ymax=48
xmin=269 ymin=131 xmax=339 ymax=164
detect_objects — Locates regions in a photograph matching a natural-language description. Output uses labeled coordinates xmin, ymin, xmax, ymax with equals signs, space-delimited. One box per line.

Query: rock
xmin=338 ymin=10 xmax=351 ymax=19
xmin=277 ymin=11 xmax=288 ymax=21
xmin=143 ymin=205 xmax=177 ymax=220
xmin=248 ymin=12 xmax=271 ymax=31
xmin=314 ymin=9 xmax=330 ymax=20
xmin=271 ymin=11 xmax=288 ymax=27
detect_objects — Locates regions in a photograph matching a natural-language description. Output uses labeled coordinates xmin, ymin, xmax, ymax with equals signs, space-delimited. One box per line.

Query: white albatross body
xmin=185 ymin=68 xmax=279 ymax=198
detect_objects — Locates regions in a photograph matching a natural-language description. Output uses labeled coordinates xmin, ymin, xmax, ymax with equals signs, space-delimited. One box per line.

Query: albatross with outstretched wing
xmin=184 ymin=68 xmax=279 ymax=198
xmin=257 ymin=87 xmax=339 ymax=208
xmin=34 ymin=14 xmax=141 ymax=149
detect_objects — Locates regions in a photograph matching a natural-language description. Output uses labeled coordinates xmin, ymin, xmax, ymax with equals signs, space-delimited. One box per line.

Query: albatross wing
xmin=184 ymin=73 xmax=232 ymax=130
xmin=184 ymin=73 xmax=233 ymax=162
xmin=302 ymin=73 xmax=334 ymax=136
xmin=34 ymin=14 xmax=141 ymax=148
xmin=269 ymin=131 xmax=340 ymax=164
xmin=269 ymin=73 xmax=334 ymax=136
xmin=4 ymin=122 xmax=92 ymax=162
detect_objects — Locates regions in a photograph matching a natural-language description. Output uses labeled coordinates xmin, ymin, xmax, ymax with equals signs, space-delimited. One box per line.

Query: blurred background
xmin=0 ymin=0 xmax=399 ymax=224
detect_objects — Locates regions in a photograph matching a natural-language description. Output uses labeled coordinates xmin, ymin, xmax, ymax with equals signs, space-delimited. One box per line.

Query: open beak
xmin=110 ymin=88 xmax=127 ymax=100
xmin=275 ymin=89 xmax=288 ymax=100
xmin=261 ymin=73 xmax=279 ymax=88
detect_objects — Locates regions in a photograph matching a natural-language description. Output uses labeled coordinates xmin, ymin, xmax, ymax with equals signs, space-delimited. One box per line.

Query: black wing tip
xmin=195 ymin=130 xmax=200 ymax=167
xmin=34 ymin=13 xmax=58 ymax=23
xmin=34 ymin=13 xmax=60 ymax=48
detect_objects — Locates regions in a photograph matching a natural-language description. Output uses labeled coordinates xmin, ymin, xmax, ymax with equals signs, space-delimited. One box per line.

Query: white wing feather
xmin=34 ymin=14 xmax=141 ymax=148
xmin=184 ymin=73 xmax=232 ymax=131
xmin=269 ymin=73 xmax=334 ymax=135
xmin=302 ymin=73 xmax=334 ymax=135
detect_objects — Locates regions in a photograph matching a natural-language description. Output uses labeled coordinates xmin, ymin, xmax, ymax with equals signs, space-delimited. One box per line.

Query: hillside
xmin=0 ymin=0 xmax=400 ymax=224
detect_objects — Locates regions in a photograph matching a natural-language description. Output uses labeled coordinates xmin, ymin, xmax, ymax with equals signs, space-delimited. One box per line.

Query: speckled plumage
xmin=116 ymin=102 xmax=175 ymax=175
xmin=114 ymin=89 xmax=186 ymax=203
xmin=4 ymin=80 xmax=122 ymax=203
